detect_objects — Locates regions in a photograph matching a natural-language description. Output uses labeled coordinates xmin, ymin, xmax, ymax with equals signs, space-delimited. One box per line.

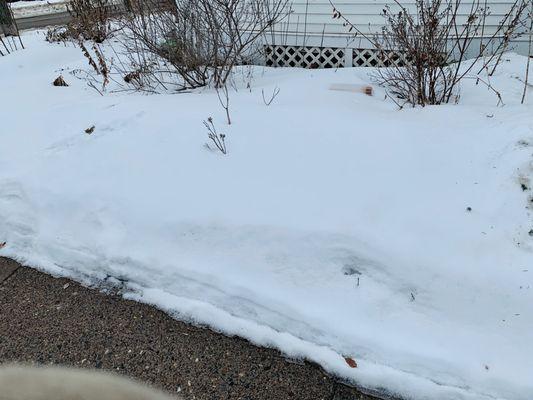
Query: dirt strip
xmin=0 ymin=257 xmax=383 ymax=400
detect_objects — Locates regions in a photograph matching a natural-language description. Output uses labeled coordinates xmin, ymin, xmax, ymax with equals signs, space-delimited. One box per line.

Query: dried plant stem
xmin=262 ymin=87 xmax=280 ymax=106
xmin=521 ymin=8 xmax=532 ymax=104
xmin=216 ymin=85 xmax=232 ymax=125
xmin=203 ymin=117 xmax=227 ymax=154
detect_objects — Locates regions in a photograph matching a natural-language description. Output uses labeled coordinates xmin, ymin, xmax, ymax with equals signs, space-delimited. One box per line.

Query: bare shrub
xmin=44 ymin=0 xmax=116 ymax=44
xmin=114 ymin=0 xmax=290 ymax=92
xmin=67 ymin=0 xmax=116 ymax=43
xmin=68 ymin=0 xmax=289 ymax=96
xmin=76 ymin=41 xmax=111 ymax=94
xmin=331 ymin=0 xmax=529 ymax=106
xmin=116 ymin=0 xmax=213 ymax=91
xmin=45 ymin=26 xmax=71 ymax=43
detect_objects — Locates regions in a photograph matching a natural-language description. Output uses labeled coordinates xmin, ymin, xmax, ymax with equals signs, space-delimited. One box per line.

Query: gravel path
xmin=0 ymin=257 xmax=381 ymax=400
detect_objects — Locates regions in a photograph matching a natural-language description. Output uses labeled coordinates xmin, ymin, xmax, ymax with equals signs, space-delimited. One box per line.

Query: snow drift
xmin=1 ymin=31 xmax=532 ymax=400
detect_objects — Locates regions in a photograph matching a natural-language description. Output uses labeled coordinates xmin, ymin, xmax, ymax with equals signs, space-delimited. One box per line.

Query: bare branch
xmin=262 ymin=86 xmax=280 ymax=106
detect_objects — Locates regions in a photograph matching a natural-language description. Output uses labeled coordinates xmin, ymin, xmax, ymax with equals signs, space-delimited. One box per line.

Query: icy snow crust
xmin=1 ymin=31 xmax=532 ymax=400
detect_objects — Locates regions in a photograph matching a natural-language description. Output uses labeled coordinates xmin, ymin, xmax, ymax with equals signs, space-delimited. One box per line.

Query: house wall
xmin=263 ymin=0 xmax=531 ymax=57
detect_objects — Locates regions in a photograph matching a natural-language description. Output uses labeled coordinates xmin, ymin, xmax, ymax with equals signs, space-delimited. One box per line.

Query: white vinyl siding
xmin=265 ymin=0 xmax=530 ymax=55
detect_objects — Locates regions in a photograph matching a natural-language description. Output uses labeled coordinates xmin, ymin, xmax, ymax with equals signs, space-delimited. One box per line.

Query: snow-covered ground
xmin=10 ymin=0 xmax=69 ymax=18
xmin=10 ymin=0 xmax=120 ymax=17
xmin=1 ymin=31 xmax=532 ymax=400
xmin=9 ymin=0 xmax=66 ymax=8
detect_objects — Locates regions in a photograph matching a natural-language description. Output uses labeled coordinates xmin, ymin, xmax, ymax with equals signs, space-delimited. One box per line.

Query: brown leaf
xmin=53 ymin=75 xmax=69 ymax=87
xmin=344 ymin=356 xmax=358 ymax=368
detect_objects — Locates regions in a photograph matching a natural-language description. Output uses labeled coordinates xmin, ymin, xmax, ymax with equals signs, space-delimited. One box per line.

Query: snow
xmin=10 ymin=0 xmax=120 ymax=18
xmin=1 ymin=30 xmax=533 ymax=400
xmin=10 ymin=0 xmax=69 ymax=18
xmin=9 ymin=0 xmax=66 ymax=9
xmin=10 ymin=0 xmax=67 ymax=8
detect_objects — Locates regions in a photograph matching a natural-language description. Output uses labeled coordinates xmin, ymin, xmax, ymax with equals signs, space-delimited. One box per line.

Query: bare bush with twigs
xmin=45 ymin=26 xmax=72 ymax=43
xmin=74 ymin=41 xmax=112 ymax=94
xmin=111 ymin=0 xmax=290 ymax=92
xmin=330 ymin=0 xmax=529 ymax=107
xmin=67 ymin=0 xmax=116 ymax=43
xmin=59 ymin=0 xmax=289 ymax=97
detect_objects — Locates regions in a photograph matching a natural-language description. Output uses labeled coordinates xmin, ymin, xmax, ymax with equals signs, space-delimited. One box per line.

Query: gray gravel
xmin=0 ymin=257 xmax=383 ymax=400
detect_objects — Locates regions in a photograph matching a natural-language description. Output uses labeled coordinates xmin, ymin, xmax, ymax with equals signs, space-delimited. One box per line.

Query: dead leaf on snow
xmin=344 ymin=356 xmax=358 ymax=368
xmin=53 ymin=75 xmax=69 ymax=87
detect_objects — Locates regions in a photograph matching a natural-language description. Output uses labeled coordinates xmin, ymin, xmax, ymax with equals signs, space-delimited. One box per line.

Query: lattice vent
xmin=264 ymin=45 xmax=410 ymax=69
xmin=352 ymin=48 xmax=408 ymax=67
xmin=264 ymin=45 xmax=346 ymax=69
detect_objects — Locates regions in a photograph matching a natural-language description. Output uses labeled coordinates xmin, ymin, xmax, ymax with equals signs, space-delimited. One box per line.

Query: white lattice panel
xmin=352 ymin=48 xmax=408 ymax=67
xmin=264 ymin=45 xmax=409 ymax=68
xmin=264 ymin=45 xmax=346 ymax=69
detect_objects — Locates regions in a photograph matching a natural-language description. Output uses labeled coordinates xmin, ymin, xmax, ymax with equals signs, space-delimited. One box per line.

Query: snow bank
xmin=10 ymin=0 xmax=121 ymax=18
xmin=1 ymin=31 xmax=532 ymax=400
xmin=11 ymin=0 xmax=69 ymax=18
xmin=10 ymin=0 xmax=67 ymax=9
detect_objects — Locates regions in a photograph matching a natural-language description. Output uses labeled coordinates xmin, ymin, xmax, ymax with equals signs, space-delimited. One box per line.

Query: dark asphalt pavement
xmin=0 ymin=257 xmax=382 ymax=400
